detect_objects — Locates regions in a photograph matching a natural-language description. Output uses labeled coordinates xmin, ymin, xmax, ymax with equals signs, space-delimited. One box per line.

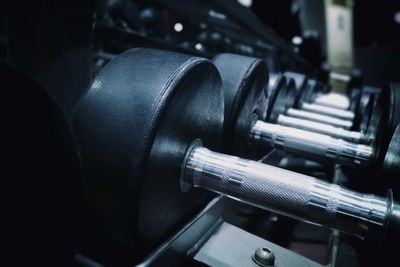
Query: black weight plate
xmin=283 ymin=71 xmax=308 ymax=108
xmin=383 ymin=124 xmax=400 ymax=176
xmin=72 ymin=48 xmax=224 ymax=261
xmin=305 ymin=79 xmax=320 ymax=101
xmin=349 ymin=87 xmax=362 ymax=112
xmin=284 ymin=76 xmax=298 ymax=109
xmin=1 ymin=63 xmax=81 ymax=266
xmin=387 ymin=83 xmax=400 ymax=138
xmin=297 ymin=79 xmax=318 ymax=107
xmin=213 ymin=53 xmax=268 ymax=157
xmin=354 ymin=89 xmax=374 ymax=133
xmin=367 ymin=94 xmax=384 ymax=164
xmin=266 ymin=73 xmax=288 ymax=123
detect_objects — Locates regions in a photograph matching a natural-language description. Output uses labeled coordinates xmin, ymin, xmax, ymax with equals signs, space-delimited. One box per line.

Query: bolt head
xmin=252 ymin=247 xmax=275 ymax=267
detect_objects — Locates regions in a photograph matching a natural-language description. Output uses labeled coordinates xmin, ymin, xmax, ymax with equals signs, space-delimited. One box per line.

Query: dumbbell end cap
xmin=180 ymin=139 xmax=203 ymax=193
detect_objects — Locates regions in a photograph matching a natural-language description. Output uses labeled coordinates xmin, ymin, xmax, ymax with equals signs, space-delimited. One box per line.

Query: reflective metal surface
xmin=250 ymin=121 xmax=374 ymax=168
xmin=314 ymin=93 xmax=350 ymax=110
xmin=182 ymin=145 xmax=388 ymax=239
xmin=286 ymin=108 xmax=353 ymax=129
xmin=301 ymin=102 xmax=355 ymax=121
xmin=277 ymin=114 xmax=366 ymax=143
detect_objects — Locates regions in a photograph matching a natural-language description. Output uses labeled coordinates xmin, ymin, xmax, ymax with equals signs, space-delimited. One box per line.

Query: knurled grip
xmin=250 ymin=121 xmax=374 ymax=168
xmin=277 ymin=114 xmax=366 ymax=143
xmin=301 ymin=102 xmax=355 ymax=121
xmin=182 ymin=144 xmax=388 ymax=239
xmin=286 ymin=108 xmax=353 ymax=129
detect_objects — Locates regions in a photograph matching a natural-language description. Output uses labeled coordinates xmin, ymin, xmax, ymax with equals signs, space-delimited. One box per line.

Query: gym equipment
xmin=383 ymin=124 xmax=400 ymax=176
xmin=283 ymin=71 xmax=372 ymax=132
xmin=72 ymin=48 xmax=224 ymax=257
xmin=276 ymin=77 xmax=381 ymax=145
xmin=213 ymin=53 xmax=376 ymax=168
xmin=269 ymin=74 xmax=370 ymax=143
xmin=72 ymin=49 xmax=400 ymax=262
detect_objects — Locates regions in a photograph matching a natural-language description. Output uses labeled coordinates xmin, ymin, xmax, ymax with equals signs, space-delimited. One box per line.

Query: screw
xmin=252 ymin=247 xmax=275 ymax=267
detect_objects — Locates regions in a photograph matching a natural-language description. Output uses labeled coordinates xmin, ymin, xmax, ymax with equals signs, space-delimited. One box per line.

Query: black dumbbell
xmin=266 ymin=74 xmax=367 ymax=143
xmin=283 ymin=71 xmax=374 ymax=131
xmin=284 ymin=72 xmax=399 ymax=159
xmin=1 ymin=63 xmax=82 ymax=266
xmin=268 ymin=73 xmax=384 ymax=147
xmin=292 ymin=68 xmax=362 ymax=113
xmin=213 ymin=53 xmax=376 ymax=168
xmin=72 ymin=48 xmax=400 ymax=262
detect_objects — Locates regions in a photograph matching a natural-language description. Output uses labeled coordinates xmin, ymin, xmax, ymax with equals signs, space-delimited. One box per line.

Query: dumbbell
xmin=298 ymin=67 xmax=364 ymax=112
xmin=285 ymin=71 xmax=354 ymax=113
xmin=283 ymin=71 xmax=373 ymax=131
xmin=2 ymin=63 xmax=82 ymax=266
xmin=267 ymin=73 xmax=383 ymax=146
xmin=284 ymin=71 xmax=394 ymax=155
xmin=72 ymin=48 xmax=400 ymax=261
xmin=212 ymin=53 xmax=376 ymax=168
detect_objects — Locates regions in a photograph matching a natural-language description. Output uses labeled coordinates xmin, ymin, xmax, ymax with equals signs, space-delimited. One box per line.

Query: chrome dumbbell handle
xmin=250 ymin=120 xmax=374 ymax=168
xmin=301 ymin=102 xmax=355 ymax=121
xmin=277 ymin=114 xmax=368 ymax=144
xmin=314 ymin=93 xmax=351 ymax=110
xmin=286 ymin=108 xmax=353 ymax=129
xmin=181 ymin=143 xmax=390 ymax=240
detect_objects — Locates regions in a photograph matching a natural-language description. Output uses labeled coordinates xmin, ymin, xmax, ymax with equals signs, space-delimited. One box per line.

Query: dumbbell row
xmin=301 ymin=102 xmax=355 ymax=120
xmin=313 ymin=92 xmax=351 ymax=110
xmin=285 ymin=108 xmax=354 ymax=129
xmin=250 ymin=120 xmax=373 ymax=167
xmin=277 ymin=115 xmax=366 ymax=143
xmin=213 ymin=55 xmax=378 ymax=168
xmin=265 ymin=74 xmax=366 ymax=143
xmin=274 ymin=71 xmax=384 ymax=147
xmin=282 ymin=72 xmax=370 ymax=129
xmin=71 ymin=48 xmax=400 ymax=257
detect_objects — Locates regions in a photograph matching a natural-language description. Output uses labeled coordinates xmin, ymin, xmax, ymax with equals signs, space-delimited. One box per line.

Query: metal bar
xmin=286 ymin=108 xmax=353 ymax=129
xmin=250 ymin=121 xmax=373 ymax=168
xmin=301 ymin=102 xmax=355 ymax=121
xmin=182 ymin=145 xmax=387 ymax=240
xmin=277 ymin=114 xmax=366 ymax=143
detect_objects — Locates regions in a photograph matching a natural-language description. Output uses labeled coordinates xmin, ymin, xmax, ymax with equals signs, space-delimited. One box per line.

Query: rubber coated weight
xmin=387 ymin=83 xmax=400 ymax=138
xmin=363 ymin=90 xmax=383 ymax=144
xmin=283 ymin=76 xmax=297 ymax=109
xmin=354 ymin=89 xmax=374 ymax=133
xmin=296 ymin=79 xmax=319 ymax=108
xmin=284 ymin=71 xmax=308 ymax=108
xmin=303 ymin=79 xmax=320 ymax=102
xmin=266 ymin=73 xmax=288 ymax=123
xmin=213 ymin=53 xmax=268 ymax=157
xmin=72 ymin=48 xmax=224 ymax=260
xmin=349 ymin=87 xmax=362 ymax=112
xmin=1 ymin=63 xmax=81 ymax=267
xmin=383 ymin=124 xmax=400 ymax=176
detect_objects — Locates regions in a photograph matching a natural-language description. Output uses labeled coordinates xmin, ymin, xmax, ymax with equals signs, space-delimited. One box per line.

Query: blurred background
xmin=1 ymin=0 xmax=399 ymax=117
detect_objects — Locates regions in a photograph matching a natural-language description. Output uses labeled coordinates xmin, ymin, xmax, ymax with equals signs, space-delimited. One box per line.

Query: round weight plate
xmin=213 ymin=53 xmax=268 ymax=158
xmin=383 ymin=124 xmax=400 ymax=176
xmin=349 ymin=87 xmax=362 ymax=113
xmin=297 ymin=79 xmax=318 ymax=107
xmin=283 ymin=71 xmax=308 ymax=108
xmin=367 ymin=94 xmax=384 ymax=163
xmin=2 ymin=63 xmax=81 ymax=266
xmin=354 ymin=90 xmax=374 ymax=133
xmin=387 ymin=83 xmax=400 ymax=138
xmin=284 ymin=76 xmax=298 ymax=109
xmin=266 ymin=74 xmax=287 ymax=123
xmin=72 ymin=48 xmax=224 ymax=260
